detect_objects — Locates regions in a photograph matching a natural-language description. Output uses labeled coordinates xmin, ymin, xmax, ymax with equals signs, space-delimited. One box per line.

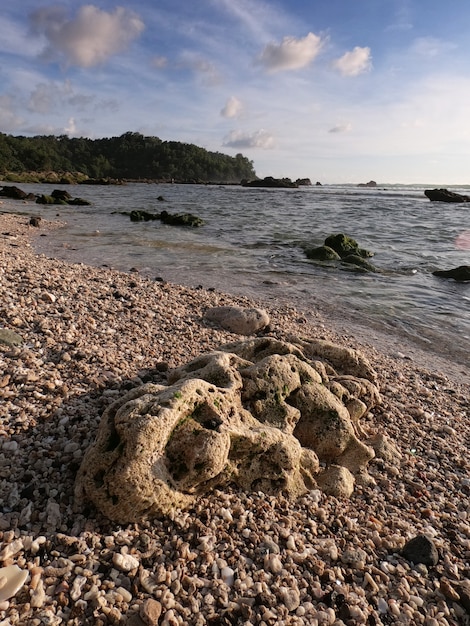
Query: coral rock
xmin=75 ymin=337 xmax=380 ymax=522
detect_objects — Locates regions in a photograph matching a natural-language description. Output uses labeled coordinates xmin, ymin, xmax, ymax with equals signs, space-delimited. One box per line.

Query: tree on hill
xmin=0 ymin=132 xmax=256 ymax=183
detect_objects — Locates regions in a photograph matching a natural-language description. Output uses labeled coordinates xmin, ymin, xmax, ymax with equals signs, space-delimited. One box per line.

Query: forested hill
xmin=0 ymin=132 xmax=257 ymax=183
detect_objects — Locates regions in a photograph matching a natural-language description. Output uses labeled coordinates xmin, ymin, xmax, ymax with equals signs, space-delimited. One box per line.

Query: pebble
xmin=112 ymin=552 xmax=140 ymax=572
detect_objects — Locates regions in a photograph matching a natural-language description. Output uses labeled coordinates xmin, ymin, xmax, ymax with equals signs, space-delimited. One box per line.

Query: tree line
xmin=0 ymin=132 xmax=257 ymax=183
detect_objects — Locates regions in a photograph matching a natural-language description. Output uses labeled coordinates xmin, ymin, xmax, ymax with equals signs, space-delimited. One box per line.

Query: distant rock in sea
xmin=424 ymin=188 xmax=470 ymax=203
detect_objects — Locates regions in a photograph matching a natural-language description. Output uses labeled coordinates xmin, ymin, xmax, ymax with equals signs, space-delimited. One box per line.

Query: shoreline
xmin=1 ymin=213 xmax=469 ymax=625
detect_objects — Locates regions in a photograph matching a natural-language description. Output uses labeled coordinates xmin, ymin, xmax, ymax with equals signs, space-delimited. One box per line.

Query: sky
xmin=2 ymin=0 xmax=470 ymax=183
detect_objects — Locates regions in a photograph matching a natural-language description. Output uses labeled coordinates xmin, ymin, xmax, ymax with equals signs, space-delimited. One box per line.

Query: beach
xmin=1 ymin=212 xmax=469 ymax=625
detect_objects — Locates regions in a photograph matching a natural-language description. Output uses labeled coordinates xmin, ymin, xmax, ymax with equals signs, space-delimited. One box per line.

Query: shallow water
xmin=3 ymin=181 xmax=469 ymax=368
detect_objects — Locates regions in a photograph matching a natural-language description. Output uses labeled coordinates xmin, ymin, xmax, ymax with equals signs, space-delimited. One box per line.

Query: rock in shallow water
xmin=75 ymin=336 xmax=380 ymax=522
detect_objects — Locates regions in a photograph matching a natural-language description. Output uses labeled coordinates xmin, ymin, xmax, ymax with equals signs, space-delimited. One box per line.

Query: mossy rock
xmin=324 ymin=234 xmax=374 ymax=259
xmin=160 ymin=210 xmax=204 ymax=227
xmin=305 ymin=245 xmax=341 ymax=261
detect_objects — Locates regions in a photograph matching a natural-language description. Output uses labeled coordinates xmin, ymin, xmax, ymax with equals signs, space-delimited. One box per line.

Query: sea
xmin=2 ymin=181 xmax=469 ymax=375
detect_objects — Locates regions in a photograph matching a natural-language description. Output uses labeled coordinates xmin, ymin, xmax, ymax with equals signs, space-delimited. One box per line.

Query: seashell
xmin=0 ymin=565 xmax=29 ymax=602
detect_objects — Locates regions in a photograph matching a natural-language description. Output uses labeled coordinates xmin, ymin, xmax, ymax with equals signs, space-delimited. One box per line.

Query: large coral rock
xmin=75 ymin=337 xmax=380 ymax=522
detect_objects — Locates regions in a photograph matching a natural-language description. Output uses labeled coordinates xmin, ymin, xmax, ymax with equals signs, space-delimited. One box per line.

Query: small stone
xmin=401 ymin=534 xmax=439 ymax=566
xmin=113 ymin=552 xmax=140 ymax=572
xmin=41 ymin=292 xmax=56 ymax=303
xmin=280 ymin=586 xmax=300 ymax=612
xmin=340 ymin=547 xmax=367 ymax=569
xmin=203 ymin=305 xmax=270 ymax=335
xmin=0 ymin=329 xmax=23 ymax=347
xmin=264 ymin=553 xmax=283 ymax=575
xmin=140 ymin=598 xmax=162 ymax=625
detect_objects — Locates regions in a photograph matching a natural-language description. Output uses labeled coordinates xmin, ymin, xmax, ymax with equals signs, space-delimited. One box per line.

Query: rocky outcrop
xmin=424 ymin=189 xmax=470 ymax=203
xmin=204 ymin=306 xmax=270 ymax=335
xmin=433 ymin=265 xmax=470 ymax=282
xmin=75 ymin=336 xmax=380 ymax=522
xmin=357 ymin=181 xmax=377 ymax=188
xmin=242 ymin=177 xmax=298 ymax=188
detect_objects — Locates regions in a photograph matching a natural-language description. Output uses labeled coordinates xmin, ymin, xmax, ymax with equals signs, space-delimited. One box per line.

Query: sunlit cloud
xmin=333 ymin=46 xmax=372 ymax=76
xmin=257 ymin=32 xmax=325 ymax=73
xmin=221 ymin=96 xmax=244 ymax=119
xmin=223 ymin=129 xmax=275 ymax=149
xmin=29 ymin=5 xmax=145 ymax=68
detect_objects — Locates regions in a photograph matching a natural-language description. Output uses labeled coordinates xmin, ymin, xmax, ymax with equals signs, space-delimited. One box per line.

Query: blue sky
xmin=2 ymin=0 xmax=470 ymax=183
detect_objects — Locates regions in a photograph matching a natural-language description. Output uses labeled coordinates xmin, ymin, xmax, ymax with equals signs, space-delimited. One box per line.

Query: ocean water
xmin=2 ymin=181 xmax=470 ymax=369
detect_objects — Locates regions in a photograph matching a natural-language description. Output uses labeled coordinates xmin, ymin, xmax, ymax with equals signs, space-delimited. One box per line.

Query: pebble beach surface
xmin=0 ymin=213 xmax=469 ymax=626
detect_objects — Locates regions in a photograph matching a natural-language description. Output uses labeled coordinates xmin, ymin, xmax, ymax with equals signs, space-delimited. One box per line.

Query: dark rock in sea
xmin=433 ymin=265 xmax=470 ymax=282
xmin=316 ymin=181 xmax=322 ymax=186
xmin=424 ymin=188 xmax=470 ymax=203
xmin=36 ymin=191 xmax=91 ymax=206
xmin=401 ymin=535 xmax=439 ymax=566
xmin=159 ymin=210 xmax=204 ymax=227
xmin=0 ymin=185 xmax=35 ymax=200
xmin=357 ymin=180 xmax=377 ymax=188
xmin=36 ymin=194 xmax=68 ymax=205
xmin=242 ymin=176 xmax=298 ymax=188
xmin=68 ymin=197 xmax=91 ymax=206
xmin=324 ymin=233 xmax=374 ymax=259
xmin=305 ymin=246 xmax=341 ymax=261
xmin=129 ymin=209 xmax=203 ymax=226
xmin=341 ymin=255 xmax=377 ymax=272
xmin=29 ymin=216 xmax=41 ymax=227
xmin=295 ymin=178 xmax=312 ymax=186
xmin=51 ymin=189 xmax=72 ymax=202
xmin=130 ymin=210 xmax=159 ymax=221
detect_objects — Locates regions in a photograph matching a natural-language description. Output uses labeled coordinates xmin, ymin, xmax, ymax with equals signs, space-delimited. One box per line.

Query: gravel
xmin=0 ymin=213 xmax=469 ymax=626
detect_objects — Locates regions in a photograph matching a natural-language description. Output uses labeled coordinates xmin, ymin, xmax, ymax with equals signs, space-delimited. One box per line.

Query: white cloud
xmin=223 ymin=129 xmax=275 ymax=149
xmin=221 ymin=96 xmax=243 ymax=119
xmin=29 ymin=5 xmax=145 ymax=68
xmin=333 ymin=46 xmax=372 ymax=77
xmin=257 ymin=32 xmax=325 ymax=73
xmin=328 ymin=123 xmax=352 ymax=134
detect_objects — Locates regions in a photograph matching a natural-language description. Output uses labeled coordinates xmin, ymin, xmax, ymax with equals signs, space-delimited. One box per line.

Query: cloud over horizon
xmin=223 ymin=129 xmax=275 ymax=149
